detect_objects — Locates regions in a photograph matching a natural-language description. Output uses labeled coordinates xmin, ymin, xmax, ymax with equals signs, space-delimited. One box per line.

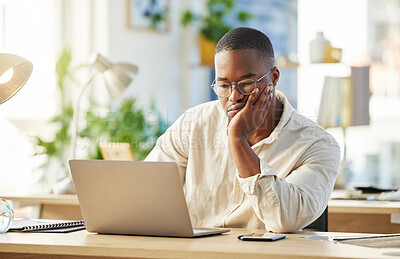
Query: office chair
xmin=303 ymin=207 xmax=328 ymax=232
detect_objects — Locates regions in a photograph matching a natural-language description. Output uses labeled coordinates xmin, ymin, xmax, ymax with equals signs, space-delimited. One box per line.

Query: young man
xmin=146 ymin=27 xmax=340 ymax=232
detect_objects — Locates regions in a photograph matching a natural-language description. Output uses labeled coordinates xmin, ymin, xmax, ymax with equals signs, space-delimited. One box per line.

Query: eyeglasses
xmin=210 ymin=69 xmax=273 ymax=98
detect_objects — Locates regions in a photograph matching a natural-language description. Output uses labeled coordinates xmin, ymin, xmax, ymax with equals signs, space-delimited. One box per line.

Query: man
xmin=146 ymin=27 xmax=340 ymax=232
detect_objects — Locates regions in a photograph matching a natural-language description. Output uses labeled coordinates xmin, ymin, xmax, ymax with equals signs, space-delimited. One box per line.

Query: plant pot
xmin=199 ymin=33 xmax=217 ymax=67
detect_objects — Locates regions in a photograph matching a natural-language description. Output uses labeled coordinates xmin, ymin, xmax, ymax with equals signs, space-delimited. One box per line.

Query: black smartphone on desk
xmin=238 ymin=233 xmax=286 ymax=241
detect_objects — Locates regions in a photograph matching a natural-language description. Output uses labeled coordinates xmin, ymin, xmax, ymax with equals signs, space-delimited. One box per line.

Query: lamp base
xmin=52 ymin=177 xmax=76 ymax=194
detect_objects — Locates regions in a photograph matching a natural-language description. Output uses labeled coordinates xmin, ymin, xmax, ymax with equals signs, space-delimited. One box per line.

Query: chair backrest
xmin=304 ymin=207 xmax=328 ymax=232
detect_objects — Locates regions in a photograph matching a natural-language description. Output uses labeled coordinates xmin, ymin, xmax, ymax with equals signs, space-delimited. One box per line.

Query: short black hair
xmin=215 ymin=27 xmax=275 ymax=67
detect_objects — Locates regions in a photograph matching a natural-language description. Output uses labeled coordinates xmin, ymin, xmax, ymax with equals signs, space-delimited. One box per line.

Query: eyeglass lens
xmin=214 ymin=79 xmax=256 ymax=97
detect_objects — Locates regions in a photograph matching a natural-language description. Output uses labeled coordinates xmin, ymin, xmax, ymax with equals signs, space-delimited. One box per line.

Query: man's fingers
xmin=249 ymin=87 xmax=259 ymax=105
xmin=259 ymin=87 xmax=273 ymax=115
xmin=265 ymin=89 xmax=273 ymax=113
xmin=253 ymin=85 xmax=271 ymax=105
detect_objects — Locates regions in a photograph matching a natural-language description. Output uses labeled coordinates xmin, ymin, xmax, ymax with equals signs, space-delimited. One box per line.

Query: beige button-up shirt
xmin=145 ymin=91 xmax=340 ymax=232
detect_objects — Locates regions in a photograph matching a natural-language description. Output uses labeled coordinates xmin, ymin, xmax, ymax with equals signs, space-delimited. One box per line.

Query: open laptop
xmin=69 ymin=159 xmax=229 ymax=237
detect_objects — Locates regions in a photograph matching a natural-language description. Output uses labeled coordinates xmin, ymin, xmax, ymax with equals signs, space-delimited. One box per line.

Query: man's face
xmin=214 ymin=49 xmax=272 ymax=121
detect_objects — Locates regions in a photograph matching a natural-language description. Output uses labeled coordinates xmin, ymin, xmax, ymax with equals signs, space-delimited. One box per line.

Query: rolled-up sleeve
xmin=237 ymin=138 xmax=340 ymax=233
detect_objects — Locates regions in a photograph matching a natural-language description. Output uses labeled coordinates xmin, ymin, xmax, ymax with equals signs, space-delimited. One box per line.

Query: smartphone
xmin=238 ymin=233 xmax=286 ymax=241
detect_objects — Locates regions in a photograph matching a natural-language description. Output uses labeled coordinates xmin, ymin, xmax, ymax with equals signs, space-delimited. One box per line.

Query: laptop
xmin=69 ymin=159 xmax=230 ymax=237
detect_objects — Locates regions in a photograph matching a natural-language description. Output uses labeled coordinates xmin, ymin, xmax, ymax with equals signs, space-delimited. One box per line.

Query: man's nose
xmin=228 ymin=85 xmax=244 ymax=102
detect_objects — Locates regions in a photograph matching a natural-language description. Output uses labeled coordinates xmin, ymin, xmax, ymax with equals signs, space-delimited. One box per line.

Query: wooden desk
xmin=1 ymin=194 xmax=81 ymax=220
xmin=328 ymin=199 xmax=400 ymax=234
xmin=0 ymin=229 xmax=399 ymax=259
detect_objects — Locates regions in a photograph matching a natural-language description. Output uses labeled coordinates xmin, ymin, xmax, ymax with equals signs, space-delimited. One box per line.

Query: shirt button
xmin=316 ymin=186 xmax=321 ymax=190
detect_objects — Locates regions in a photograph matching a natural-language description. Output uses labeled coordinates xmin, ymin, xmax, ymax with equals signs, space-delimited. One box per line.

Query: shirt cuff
xmin=236 ymin=159 xmax=277 ymax=195
xmin=237 ymin=173 xmax=260 ymax=194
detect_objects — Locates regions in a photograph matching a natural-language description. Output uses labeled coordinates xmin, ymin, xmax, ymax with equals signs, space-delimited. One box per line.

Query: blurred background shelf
xmin=2 ymin=193 xmax=81 ymax=220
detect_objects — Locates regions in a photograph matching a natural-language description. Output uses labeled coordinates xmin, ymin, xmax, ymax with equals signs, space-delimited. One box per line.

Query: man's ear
xmin=272 ymin=67 xmax=280 ymax=87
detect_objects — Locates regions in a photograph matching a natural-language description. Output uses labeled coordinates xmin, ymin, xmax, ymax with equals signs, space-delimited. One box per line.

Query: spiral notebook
xmin=9 ymin=218 xmax=86 ymax=233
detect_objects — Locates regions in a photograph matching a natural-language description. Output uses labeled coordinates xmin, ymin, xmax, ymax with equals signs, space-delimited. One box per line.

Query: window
xmin=0 ymin=0 xmax=60 ymax=193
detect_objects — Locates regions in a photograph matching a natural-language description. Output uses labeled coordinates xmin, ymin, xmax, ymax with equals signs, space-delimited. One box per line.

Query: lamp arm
xmin=71 ymin=70 xmax=98 ymax=159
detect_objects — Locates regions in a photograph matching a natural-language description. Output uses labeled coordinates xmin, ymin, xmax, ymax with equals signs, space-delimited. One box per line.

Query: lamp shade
xmin=317 ymin=66 xmax=370 ymax=128
xmin=0 ymin=53 xmax=33 ymax=104
xmin=91 ymin=53 xmax=138 ymax=99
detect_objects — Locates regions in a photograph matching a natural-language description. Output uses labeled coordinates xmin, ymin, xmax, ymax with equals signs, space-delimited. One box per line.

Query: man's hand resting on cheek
xmin=227 ymin=85 xmax=274 ymax=139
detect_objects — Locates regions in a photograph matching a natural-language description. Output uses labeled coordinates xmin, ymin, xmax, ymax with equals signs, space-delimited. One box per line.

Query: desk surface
xmin=0 ymin=229 xmax=399 ymax=259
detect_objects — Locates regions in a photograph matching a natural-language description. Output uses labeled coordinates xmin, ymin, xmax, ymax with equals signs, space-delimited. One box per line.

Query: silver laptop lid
xmin=69 ymin=159 xmax=194 ymax=237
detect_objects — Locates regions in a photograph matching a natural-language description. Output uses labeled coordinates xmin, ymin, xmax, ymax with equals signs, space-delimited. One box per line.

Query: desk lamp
xmin=317 ymin=66 xmax=370 ymax=188
xmin=52 ymin=53 xmax=138 ymax=194
xmin=71 ymin=53 xmax=138 ymax=158
xmin=0 ymin=53 xmax=33 ymax=233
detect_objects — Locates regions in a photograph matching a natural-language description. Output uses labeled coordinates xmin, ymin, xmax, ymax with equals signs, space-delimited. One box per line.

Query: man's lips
xmin=227 ymin=104 xmax=245 ymax=117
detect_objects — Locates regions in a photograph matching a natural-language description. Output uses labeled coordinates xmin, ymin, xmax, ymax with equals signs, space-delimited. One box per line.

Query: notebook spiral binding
xmin=22 ymin=220 xmax=85 ymax=231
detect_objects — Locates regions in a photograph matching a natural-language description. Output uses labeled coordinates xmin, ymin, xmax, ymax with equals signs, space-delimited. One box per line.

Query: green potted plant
xmin=79 ymin=98 xmax=167 ymax=161
xmin=181 ymin=0 xmax=253 ymax=66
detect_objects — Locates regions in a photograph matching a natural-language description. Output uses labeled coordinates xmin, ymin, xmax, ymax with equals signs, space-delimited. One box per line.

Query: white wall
xmin=104 ymin=0 xmax=202 ymax=124
xmin=54 ymin=0 xmax=193 ymax=127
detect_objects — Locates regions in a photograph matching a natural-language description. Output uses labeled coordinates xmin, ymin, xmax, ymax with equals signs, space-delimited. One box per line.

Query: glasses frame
xmin=211 ymin=68 xmax=274 ymax=98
